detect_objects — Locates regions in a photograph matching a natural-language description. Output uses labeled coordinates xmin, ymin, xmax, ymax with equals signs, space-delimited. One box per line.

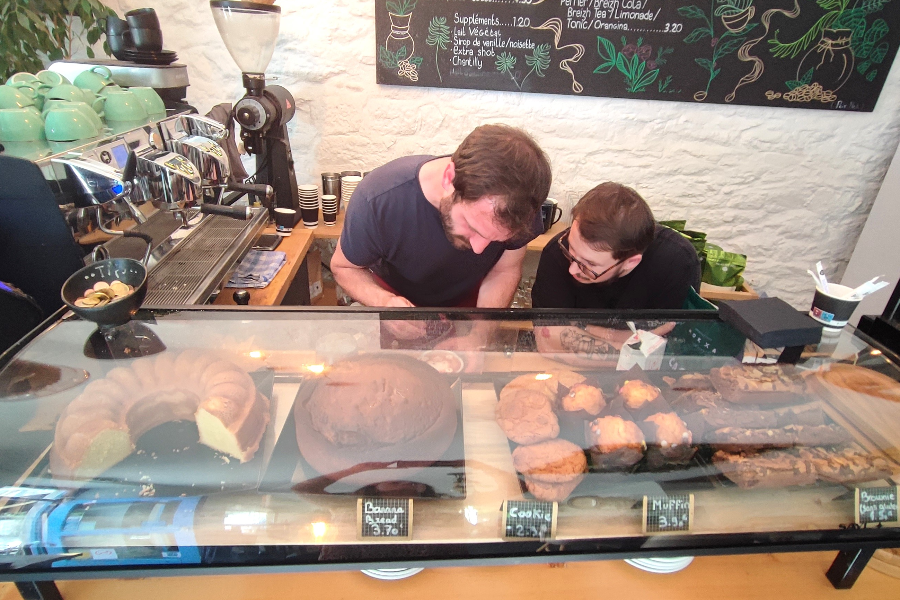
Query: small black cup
xmin=541 ymin=199 xmax=562 ymax=233
xmin=300 ymin=205 xmax=319 ymax=227
xmin=125 ymin=7 xmax=161 ymax=30
xmin=131 ymin=27 xmax=163 ymax=52
xmin=274 ymin=208 xmax=295 ymax=234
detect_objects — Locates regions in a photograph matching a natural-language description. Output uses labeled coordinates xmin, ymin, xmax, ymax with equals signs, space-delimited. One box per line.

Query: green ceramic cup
xmin=0 ymin=107 xmax=46 ymax=141
xmin=44 ymin=106 xmax=100 ymax=142
xmin=128 ymin=87 xmax=166 ymax=121
xmin=103 ymin=89 xmax=149 ymax=123
xmin=6 ymin=72 xmax=40 ymax=87
xmin=44 ymin=84 xmax=90 ymax=103
xmin=0 ymin=86 xmax=36 ymax=110
xmin=73 ymin=66 xmax=114 ymax=94
xmin=36 ymin=70 xmax=69 ymax=87
xmin=42 ymin=100 xmax=104 ymax=131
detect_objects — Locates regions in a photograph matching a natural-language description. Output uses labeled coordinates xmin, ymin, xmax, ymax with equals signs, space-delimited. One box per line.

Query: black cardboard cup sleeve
xmin=300 ymin=205 xmax=319 ymax=228
xmin=809 ymin=284 xmax=860 ymax=328
xmin=274 ymin=207 xmax=296 ymax=234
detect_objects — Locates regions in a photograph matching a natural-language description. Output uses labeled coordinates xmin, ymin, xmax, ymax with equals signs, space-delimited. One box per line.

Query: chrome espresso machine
xmin=35 ymin=113 xmax=271 ymax=306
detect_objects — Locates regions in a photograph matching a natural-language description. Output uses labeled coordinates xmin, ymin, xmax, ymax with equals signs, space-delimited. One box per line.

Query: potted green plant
xmin=1 ymin=0 xmax=116 ymax=81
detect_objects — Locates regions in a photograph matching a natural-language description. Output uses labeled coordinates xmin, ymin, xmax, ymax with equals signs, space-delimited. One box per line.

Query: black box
xmin=718 ymin=297 xmax=823 ymax=349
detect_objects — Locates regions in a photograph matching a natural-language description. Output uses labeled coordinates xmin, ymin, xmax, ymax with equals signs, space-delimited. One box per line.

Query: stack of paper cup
xmin=340 ymin=175 xmax=362 ymax=211
xmin=321 ymin=194 xmax=338 ymax=226
xmin=297 ymin=184 xmax=319 ymax=228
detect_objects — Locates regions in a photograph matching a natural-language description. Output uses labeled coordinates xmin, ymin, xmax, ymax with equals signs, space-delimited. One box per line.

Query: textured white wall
xmin=104 ymin=0 xmax=900 ymax=308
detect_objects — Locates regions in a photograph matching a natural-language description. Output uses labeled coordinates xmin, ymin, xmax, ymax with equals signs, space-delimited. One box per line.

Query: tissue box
xmin=617 ymin=329 xmax=667 ymax=371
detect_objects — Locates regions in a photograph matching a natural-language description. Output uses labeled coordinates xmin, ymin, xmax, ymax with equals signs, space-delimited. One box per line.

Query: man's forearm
xmin=476 ymin=268 xmax=520 ymax=308
xmin=534 ymin=326 xmax=618 ymax=367
xmin=332 ymin=265 xmax=401 ymax=307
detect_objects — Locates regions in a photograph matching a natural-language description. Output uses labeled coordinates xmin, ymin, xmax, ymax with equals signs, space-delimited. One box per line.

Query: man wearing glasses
xmin=530 ymin=182 xmax=700 ymax=364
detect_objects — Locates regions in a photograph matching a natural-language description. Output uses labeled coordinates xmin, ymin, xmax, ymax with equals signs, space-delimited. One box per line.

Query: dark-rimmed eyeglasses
xmin=558 ymin=230 xmax=624 ymax=280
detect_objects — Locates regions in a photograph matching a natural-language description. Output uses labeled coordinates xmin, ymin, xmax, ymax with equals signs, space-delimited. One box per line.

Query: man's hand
xmin=583 ymin=322 xmax=676 ymax=350
xmin=381 ymin=294 xmax=428 ymax=340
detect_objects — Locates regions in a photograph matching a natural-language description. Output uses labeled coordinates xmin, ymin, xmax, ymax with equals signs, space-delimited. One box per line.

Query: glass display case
xmin=1 ymin=306 xmax=899 ymax=592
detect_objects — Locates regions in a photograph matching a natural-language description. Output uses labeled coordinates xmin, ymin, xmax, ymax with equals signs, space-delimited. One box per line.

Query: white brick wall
xmin=106 ymin=0 xmax=900 ymax=308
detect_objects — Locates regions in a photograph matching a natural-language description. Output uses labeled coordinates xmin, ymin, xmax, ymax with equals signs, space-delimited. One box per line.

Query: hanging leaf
xmin=857 ymin=59 xmax=872 ymax=74
xmin=677 ymin=5 xmax=708 ymax=20
xmin=426 ymin=16 xmax=450 ymax=50
xmin=867 ymin=69 xmax=878 ymax=81
xmin=871 ymin=41 xmax=890 ymax=63
xmin=495 ymin=52 xmax=516 ymax=74
xmin=525 ymin=44 xmax=551 ymax=77
xmin=684 ymin=27 xmax=711 ymax=44
xmin=695 ymin=57 xmax=714 ymax=71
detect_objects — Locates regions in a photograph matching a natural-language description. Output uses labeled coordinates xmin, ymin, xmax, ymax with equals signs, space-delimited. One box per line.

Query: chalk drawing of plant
xmin=594 ymin=36 xmax=670 ymax=93
xmin=680 ymin=2 xmax=757 ymax=101
xmin=522 ymin=43 xmax=551 ymax=87
xmin=768 ymin=0 xmax=888 ymax=59
xmin=426 ymin=16 xmax=450 ymax=83
xmin=386 ymin=0 xmax=416 ymax=16
xmin=495 ymin=52 xmax=519 ymax=87
xmin=382 ymin=0 xmax=421 ymax=80
xmin=495 ymin=45 xmax=551 ymax=90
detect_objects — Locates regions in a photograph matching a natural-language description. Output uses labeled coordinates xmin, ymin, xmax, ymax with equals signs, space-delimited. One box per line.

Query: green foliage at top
xmin=714 ymin=0 xmax=753 ymax=17
xmin=0 ymin=0 xmax=116 ymax=81
xmin=386 ymin=0 xmax=417 ymax=16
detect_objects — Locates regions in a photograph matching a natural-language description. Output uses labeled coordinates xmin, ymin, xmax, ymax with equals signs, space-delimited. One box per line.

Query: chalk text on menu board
xmin=856 ymin=486 xmax=899 ymax=526
xmin=503 ymin=500 xmax=557 ymax=540
xmin=375 ymin=0 xmax=900 ymax=111
xmin=357 ymin=498 xmax=413 ymax=539
xmin=643 ymin=494 xmax=693 ymax=534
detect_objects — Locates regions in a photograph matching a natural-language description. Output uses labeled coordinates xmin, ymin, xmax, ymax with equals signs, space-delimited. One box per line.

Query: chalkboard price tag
xmin=855 ymin=486 xmax=899 ymax=526
xmin=502 ymin=500 xmax=557 ymax=540
xmin=357 ymin=498 xmax=413 ymax=540
xmin=642 ymin=494 xmax=693 ymax=534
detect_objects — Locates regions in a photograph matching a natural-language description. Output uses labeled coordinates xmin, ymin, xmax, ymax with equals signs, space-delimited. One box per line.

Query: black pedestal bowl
xmin=61 ymin=257 xmax=148 ymax=328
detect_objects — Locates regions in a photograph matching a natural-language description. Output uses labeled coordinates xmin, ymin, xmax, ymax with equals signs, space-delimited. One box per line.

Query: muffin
xmin=619 ymin=380 xmax=660 ymax=411
xmin=586 ymin=416 xmax=646 ymax=469
xmin=513 ymin=438 xmax=587 ymax=501
xmin=495 ymin=388 xmax=559 ymax=445
xmin=500 ymin=371 xmax=586 ymax=409
xmin=561 ymin=383 xmax=606 ymax=416
xmin=642 ymin=412 xmax=695 ymax=467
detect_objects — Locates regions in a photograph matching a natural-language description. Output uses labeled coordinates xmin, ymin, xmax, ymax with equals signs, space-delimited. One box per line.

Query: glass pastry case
xmin=1 ymin=306 xmax=899 ymax=591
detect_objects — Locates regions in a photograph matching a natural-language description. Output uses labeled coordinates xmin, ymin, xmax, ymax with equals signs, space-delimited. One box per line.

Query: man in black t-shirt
xmin=530 ymin=182 xmax=700 ymax=366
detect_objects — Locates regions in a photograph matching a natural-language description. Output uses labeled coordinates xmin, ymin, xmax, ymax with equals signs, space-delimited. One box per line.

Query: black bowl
xmin=61 ymin=258 xmax=148 ymax=328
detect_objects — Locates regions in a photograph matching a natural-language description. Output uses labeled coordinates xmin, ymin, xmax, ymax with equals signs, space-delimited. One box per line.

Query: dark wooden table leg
xmin=15 ymin=581 xmax=63 ymax=600
xmin=777 ymin=345 xmax=804 ymax=364
xmin=825 ymin=547 xmax=876 ymax=589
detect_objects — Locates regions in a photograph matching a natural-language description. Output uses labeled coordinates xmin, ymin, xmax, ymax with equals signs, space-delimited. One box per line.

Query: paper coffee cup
xmin=274 ymin=207 xmax=296 ymax=235
xmin=809 ymin=283 xmax=860 ymax=329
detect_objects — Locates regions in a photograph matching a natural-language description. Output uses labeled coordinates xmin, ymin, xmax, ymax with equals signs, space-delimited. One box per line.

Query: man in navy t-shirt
xmin=332 ymin=125 xmax=551 ymax=314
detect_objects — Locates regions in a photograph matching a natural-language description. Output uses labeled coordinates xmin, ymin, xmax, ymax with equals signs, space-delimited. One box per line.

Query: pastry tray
xmin=491 ymin=368 xmax=895 ymax=500
xmin=26 ymin=369 xmax=277 ymax=499
xmin=260 ymin=376 xmax=466 ymax=499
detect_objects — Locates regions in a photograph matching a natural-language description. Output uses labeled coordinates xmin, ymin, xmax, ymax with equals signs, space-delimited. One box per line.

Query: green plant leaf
xmin=860 ymin=0 xmax=887 ymax=14
xmin=816 ymin=0 xmax=845 ymax=9
xmin=677 ymin=5 xmax=708 ymax=20
xmin=386 ymin=0 xmax=401 ymax=14
xmin=768 ymin=12 xmax=840 ymax=59
xmin=800 ymin=67 xmax=814 ymax=84
xmin=615 ymin=52 xmax=629 ymax=76
xmin=867 ymin=69 xmax=878 ymax=81
xmin=872 ymin=41 xmax=890 ymax=63
xmin=410 ymin=56 xmax=423 ymax=67
xmin=711 ymin=67 xmax=721 ymax=79
xmin=684 ymin=27 xmax=711 ymax=44
xmin=495 ymin=51 xmax=516 ymax=74
xmin=714 ymin=37 xmax=745 ymax=60
xmin=593 ymin=61 xmax=615 ymax=74
xmin=426 ymin=16 xmax=450 ymax=49
xmin=597 ymin=35 xmax=616 ymax=63
xmin=867 ymin=18 xmax=889 ymax=44
xmin=695 ymin=57 xmax=714 ymax=71
xmin=785 ymin=79 xmax=803 ymax=90
xmin=525 ymin=43 xmax=550 ymax=77
xmin=857 ymin=59 xmax=872 ymax=74
xmin=632 ymin=68 xmax=658 ymax=91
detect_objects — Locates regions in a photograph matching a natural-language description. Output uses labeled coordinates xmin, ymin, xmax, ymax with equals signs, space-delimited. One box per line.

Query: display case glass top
xmin=1 ymin=307 xmax=899 ymax=577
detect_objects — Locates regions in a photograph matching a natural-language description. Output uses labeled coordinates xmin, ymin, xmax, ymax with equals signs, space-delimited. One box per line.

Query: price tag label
xmin=357 ymin=498 xmax=413 ymax=540
xmin=501 ymin=500 xmax=557 ymax=540
xmin=643 ymin=494 xmax=693 ymax=534
xmin=855 ymin=486 xmax=899 ymax=526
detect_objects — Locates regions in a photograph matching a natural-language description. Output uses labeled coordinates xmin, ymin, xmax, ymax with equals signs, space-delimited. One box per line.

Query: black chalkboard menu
xmin=375 ymin=0 xmax=900 ymax=111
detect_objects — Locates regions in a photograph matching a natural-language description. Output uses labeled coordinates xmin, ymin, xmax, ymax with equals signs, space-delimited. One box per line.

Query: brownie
xmin=800 ymin=447 xmax=896 ymax=484
xmin=713 ymin=449 xmax=817 ymax=489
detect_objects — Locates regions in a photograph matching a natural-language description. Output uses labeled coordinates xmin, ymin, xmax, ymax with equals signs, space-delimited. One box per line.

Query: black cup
xmin=323 ymin=210 xmax=337 ymax=225
xmin=300 ymin=205 xmax=319 ymax=227
xmin=274 ymin=208 xmax=295 ymax=234
xmin=541 ymin=199 xmax=562 ymax=233
xmin=125 ymin=7 xmax=161 ymax=30
xmin=131 ymin=27 xmax=163 ymax=52
xmin=809 ymin=285 xmax=860 ymax=328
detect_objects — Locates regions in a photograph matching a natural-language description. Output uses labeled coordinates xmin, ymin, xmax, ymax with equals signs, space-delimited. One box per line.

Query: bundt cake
xmin=51 ymin=350 xmax=270 ymax=479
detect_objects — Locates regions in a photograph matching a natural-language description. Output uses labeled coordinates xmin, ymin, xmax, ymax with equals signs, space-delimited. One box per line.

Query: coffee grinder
xmin=210 ymin=0 xmax=300 ymax=224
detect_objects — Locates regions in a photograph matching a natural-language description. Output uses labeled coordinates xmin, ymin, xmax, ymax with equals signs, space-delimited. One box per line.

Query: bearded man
xmin=332 ymin=124 xmax=551 ymax=313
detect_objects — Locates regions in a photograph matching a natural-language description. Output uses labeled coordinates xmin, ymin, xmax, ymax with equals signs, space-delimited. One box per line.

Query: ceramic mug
xmin=44 ymin=106 xmax=99 ymax=142
xmin=42 ymin=101 xmax=104 ymax=131
xmin=0 ymin=107 xmax=46 ymax=141
xmin=6 ymin=72 xmax=40 ymax=87
xmin=44 ymin=84 xmax=90 ymax=103
xmin=36 ymin=70 xmax=69 ymax=87
xmin=73 ymin=66 xmax=114 ymax=94
xmin=98 ymin=84 xmax=125 ymax=97
xmin=128 ymin=87 xmax=166 ymax=120
xmin=0 ymin=86 xmax=36 ymax=110
xmin=103 ymin=89 xmax=148 ymax=123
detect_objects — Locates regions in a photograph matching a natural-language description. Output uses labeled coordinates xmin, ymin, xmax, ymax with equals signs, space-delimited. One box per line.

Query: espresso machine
xmin=210 ymin=0 xmax=301 ymax=223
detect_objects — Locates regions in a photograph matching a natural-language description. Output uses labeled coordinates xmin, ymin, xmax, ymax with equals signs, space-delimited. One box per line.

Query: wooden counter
xmin=2 ymin=552 xmax=896 ymax=600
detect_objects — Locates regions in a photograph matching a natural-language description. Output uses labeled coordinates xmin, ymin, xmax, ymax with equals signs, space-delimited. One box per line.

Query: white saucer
xmin=624 ymin=556 xmax=694 ymax=574
xmin=360 ymin=567 xmax=425 ymax=580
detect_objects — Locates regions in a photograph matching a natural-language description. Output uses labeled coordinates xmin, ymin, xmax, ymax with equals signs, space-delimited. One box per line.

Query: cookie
xmin=512 ymin=438 xmax=587 ymax=483
xmin=496 ymin=388 xmax=559 ymax=445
